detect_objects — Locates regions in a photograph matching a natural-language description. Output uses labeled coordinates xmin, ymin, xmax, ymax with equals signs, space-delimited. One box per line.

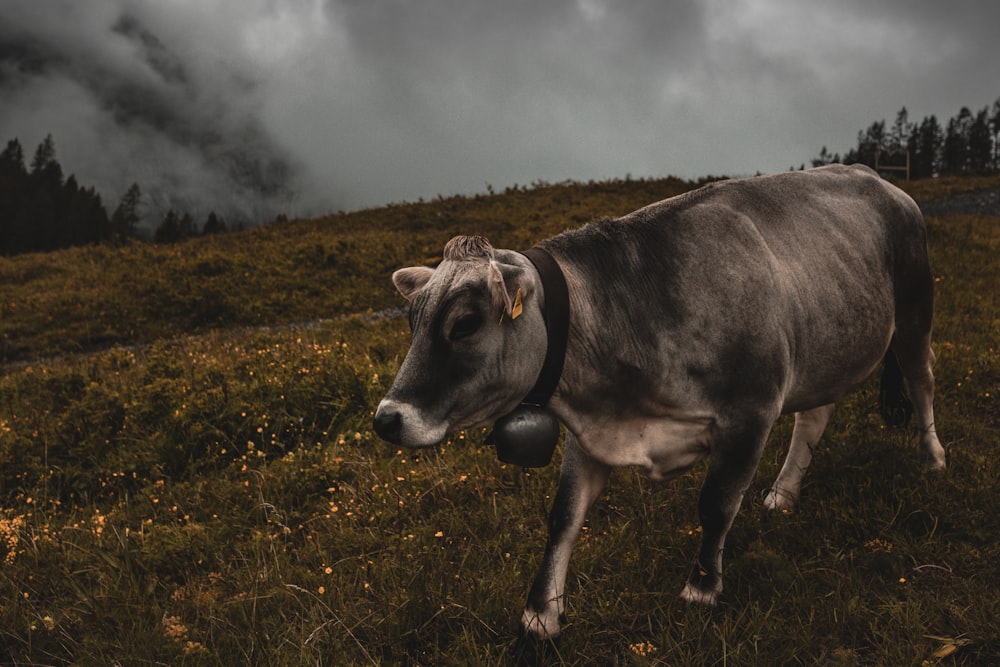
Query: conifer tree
xmin=991 ymin=97 xmax=1000 ymax=170
xmin=0 ymin=139 xmax=28 ymax=253
xmin=154 ymin=210 xmax=182 ymax=244
xmin=909 ymin=115 xmax=942 ymax=179
xmin=889 ymin=107 xmax=912 ymax=152
xmin=111 ymin=183 xmax=143 ymax=241
xmin=0 ymin=138 xmax=25 ymax=172
xmin=202 ymin=211 xmax=227 ymax=235
xmin=177 ymin=212 xmax=196 ymax=239
xmin=30 ymin=134 xmax=58 ymax=174
xmin=968 ymin=106 xmax=993 ymax=173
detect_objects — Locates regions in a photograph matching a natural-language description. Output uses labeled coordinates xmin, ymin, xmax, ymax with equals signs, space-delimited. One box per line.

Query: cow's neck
xmin=521 ymin=246 xmax=570 ymax=407
xmin=486 ymin=246 xmax=570 ymax=468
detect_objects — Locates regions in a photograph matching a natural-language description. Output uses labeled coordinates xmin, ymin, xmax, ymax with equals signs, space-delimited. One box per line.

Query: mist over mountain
xmin=0 ymin=3 xmax=299 ymax=228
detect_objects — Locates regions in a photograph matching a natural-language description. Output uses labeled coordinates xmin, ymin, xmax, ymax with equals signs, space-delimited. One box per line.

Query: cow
xmin=372 ymin=164 xmax=946 ymax=641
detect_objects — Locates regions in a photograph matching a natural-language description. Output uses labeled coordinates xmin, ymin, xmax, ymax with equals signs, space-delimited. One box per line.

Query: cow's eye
xmin=449 ymin=314 xmax=483 ymax=341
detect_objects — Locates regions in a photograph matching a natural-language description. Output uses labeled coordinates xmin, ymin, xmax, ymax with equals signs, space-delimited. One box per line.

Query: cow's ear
xmin=488 ymin=261 xmax=513 ymax=317
xmin=492 ymin=262 xmax=531 ymax=319
xmin=392 ymin=266 xmax=435 ymax=302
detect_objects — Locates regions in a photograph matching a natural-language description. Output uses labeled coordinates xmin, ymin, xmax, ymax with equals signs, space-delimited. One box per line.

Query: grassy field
xmin=1 ymin=174 xmax=998 ymax=664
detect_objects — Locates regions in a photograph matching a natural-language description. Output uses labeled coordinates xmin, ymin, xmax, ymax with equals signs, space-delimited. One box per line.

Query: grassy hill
xmin=0 ymin=177 xmax=704 ymax=364
xmin=1 ymin=173 xmax=998 ymax=664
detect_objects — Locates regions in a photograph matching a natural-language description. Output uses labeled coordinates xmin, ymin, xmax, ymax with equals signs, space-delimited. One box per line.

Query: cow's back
xmin=542 ymin=164 xmax=926 ymax=415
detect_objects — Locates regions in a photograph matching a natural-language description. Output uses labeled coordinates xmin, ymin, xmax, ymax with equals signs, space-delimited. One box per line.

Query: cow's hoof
xmin=520 ymin=608 xmax=562 ymax=641
xmin=763 ymin=487 xmax=796 ymax=512
xmin=680 ymin=583 xmax=719 ymax=606
xmin=923 ymin=452 xmax=947 ymax=473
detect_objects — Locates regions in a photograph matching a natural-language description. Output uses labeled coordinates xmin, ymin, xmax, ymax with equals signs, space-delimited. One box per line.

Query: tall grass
xmin=0 ymin=175 xmax=998 ymax=664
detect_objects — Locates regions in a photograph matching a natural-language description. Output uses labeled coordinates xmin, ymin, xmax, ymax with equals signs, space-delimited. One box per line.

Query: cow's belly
xmin=572 ymin=414 xmax=714 ymax=481
xmin=775 ymin=255 xmax=896 ymax=411
xmin=780 ymin=313 xmax=894 ymax=414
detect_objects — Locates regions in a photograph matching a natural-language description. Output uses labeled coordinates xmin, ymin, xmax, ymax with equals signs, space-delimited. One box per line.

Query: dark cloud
xmin=0 ymin=1 xmax=297 ymax=227
xmin=1 ymin=0 xmax=998 ymax=224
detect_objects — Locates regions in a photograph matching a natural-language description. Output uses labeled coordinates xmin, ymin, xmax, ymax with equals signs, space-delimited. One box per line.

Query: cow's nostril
xmin=373 ymin=408 xmax=403 ymax=444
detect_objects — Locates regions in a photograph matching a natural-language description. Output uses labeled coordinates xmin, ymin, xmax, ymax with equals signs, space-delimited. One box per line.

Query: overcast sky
xmin=1 ymin=0 xmax=998 ymax=226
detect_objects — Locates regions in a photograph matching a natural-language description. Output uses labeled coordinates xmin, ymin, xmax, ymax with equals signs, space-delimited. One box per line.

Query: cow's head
xmin=373 ymin=236 xmax=548 ymax=447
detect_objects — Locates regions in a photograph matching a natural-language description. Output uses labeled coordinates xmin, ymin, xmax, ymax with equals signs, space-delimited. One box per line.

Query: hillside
xmin=2 ymin=173 xmax=999 ymax=366
xmin=0 ymin=176 xmax=705 ymax=365
xmin=0 ymin=173 xmax=998 ymax=664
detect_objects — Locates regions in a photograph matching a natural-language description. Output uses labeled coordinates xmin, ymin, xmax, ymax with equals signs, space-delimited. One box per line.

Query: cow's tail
xmin=878 ymin=349 xmax=913 ymax=427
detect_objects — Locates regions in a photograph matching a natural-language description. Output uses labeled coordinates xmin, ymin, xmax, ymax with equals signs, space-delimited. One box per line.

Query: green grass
xmin=0 ymin=175 xmax=998 ymax=664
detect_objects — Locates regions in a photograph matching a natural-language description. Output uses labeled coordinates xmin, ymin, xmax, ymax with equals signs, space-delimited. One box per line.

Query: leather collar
xmin=520 ymin=246 xmax=569 ymax=407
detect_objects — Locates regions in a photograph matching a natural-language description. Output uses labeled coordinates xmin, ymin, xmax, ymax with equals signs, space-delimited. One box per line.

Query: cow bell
xmin=489 ymin=404 xmax=560 ymax=468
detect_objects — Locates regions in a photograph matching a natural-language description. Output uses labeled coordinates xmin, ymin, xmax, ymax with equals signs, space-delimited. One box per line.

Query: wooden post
xmin=875 ymin=149 xmax=910 ymax=182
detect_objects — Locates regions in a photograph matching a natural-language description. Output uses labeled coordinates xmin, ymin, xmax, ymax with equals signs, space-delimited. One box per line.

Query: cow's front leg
xmin=521 ymin=433 xmax=610 ymax=640
xmin=681 ymin=416 xmax=773 ymax=605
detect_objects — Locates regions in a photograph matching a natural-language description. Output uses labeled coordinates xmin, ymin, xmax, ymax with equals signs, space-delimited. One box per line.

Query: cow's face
xmin=373 ymin=236 xmax=547 ymax=447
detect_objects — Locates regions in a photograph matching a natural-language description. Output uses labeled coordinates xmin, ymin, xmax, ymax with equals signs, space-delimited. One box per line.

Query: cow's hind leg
xmin=521 ymin=433 xmax=610 ymax=640
xmin=764 ymin=403 xmax=836 ymax=511
xmin=890 ymin=337 xmax=947 ymax=471
xmin=682 ymin=413 xmax=775 ymax=605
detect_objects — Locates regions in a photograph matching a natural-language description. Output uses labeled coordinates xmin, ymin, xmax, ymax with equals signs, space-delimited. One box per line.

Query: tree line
xmin=812 ymin=97 xmax=1000 ymax=178
xmin=5 ymin=99 xmax=1000 ymax=258
xmin=0 ymin=135 xmax=232 ymax=256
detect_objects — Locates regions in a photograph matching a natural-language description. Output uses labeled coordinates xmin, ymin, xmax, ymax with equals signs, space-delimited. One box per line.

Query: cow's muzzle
xmin=372 ymin=399 xmax=447 ymax=448
xmin=372 ymin=405 xmax=403 ymax=445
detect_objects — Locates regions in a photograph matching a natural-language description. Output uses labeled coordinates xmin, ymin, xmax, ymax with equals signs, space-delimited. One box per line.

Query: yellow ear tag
xmin=511 ymin=288 xmax=523 ymax=320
